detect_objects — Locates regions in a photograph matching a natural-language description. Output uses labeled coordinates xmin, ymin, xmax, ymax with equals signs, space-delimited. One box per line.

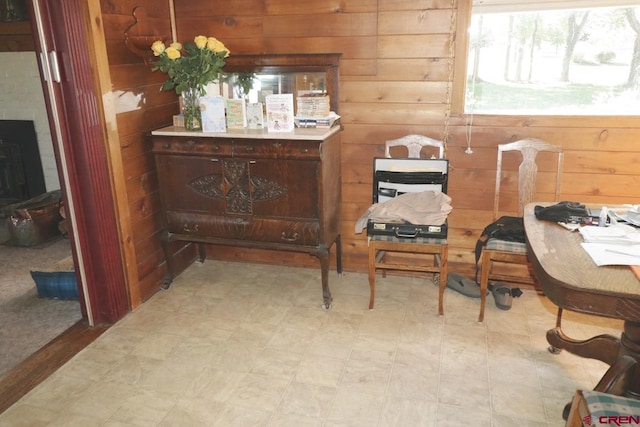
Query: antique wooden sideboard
xmin=151 ymin=126 xmax=342 ymax=308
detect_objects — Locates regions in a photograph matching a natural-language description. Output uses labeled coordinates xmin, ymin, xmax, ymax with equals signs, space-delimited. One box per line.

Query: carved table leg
xmin=546 ymin=328 xmax=620 ymax=366
xmin=556 ymin=321 xmax=640 ymax=420
xmin=160 ymin=230 xmax=175 ymax=290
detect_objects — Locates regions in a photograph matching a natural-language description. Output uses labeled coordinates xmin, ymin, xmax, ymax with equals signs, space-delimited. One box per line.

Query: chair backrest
xmin=494 ymin=138 xmax=563 ymax=218
xmin=385 ymin=134 xmax=444 ymax=159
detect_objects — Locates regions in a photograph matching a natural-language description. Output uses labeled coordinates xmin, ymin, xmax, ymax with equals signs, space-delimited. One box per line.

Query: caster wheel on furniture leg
xmin=160 ymin=277 xmax=173 ymax=291
xmin=548 ymin=345 xmax=562 ymax=355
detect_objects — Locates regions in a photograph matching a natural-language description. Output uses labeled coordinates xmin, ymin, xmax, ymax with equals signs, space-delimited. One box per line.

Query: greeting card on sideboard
xmin=265 ymin=94 xmax=294 ymax=132
xmin=226 ymin=99 xmax=247 ymax=129
xmin=200 ymin=96 xmax=227 ymax=133
xmin=246 ymin=103 xmax=264 ymax=129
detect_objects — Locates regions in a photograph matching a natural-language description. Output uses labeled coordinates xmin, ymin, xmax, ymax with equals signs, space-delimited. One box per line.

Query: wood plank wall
xmin=100 ymin=0 xmax=179 ymax=305
xmin=99 ymin=0 xmax=640 ymax=304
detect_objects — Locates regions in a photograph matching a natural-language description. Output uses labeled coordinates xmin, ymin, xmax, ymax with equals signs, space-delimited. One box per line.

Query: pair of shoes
xmin=446 ymin=272 xmax=487 ymax=298
xmin=490 ymin=282 xmax=512 ymax=310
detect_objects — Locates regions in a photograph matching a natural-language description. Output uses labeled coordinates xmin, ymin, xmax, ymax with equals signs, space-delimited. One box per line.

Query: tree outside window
xmin=465 ymin=5 xmax=640 ymax=115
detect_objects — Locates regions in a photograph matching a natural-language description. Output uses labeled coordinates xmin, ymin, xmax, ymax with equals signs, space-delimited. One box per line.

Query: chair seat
xmin=485 ymin=238 xmax=527 ymax=253
xmin=369 ymin=234 xmax=447 ymax=245
xmin=567 ymin=390 xmax=640 ymax=426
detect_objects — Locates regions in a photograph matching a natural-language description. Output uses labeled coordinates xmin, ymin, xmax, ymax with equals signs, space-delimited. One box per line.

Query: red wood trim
xmin=29 ymin=0 xmax=129 ymax=324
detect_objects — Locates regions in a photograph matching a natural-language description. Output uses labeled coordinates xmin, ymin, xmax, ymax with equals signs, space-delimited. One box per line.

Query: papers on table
xmin=610 ymin=208 xmax=640 ymax=227
xmin=579 ymin=224 xmax=640 ymax=244
xmin=581 ymin=243 xmax=640 ymax=266
xmin=579 ymin=224 xmax=640 ymax=266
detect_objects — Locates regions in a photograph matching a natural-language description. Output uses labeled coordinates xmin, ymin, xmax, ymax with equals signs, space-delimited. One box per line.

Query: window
xmin=465 ymin=0 xmax=640 ymax=115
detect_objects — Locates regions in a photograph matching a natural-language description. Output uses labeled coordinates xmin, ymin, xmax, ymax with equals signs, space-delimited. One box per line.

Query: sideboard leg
xmin=160 ymin=230 xmax=175 ymax=290
xmin=196 ymin=243 xmax=207 ymax=263
xmin=335 ymin=234 xmax=343 ymax=275
xmin=316 ymin=246 xmax=333 ymax=309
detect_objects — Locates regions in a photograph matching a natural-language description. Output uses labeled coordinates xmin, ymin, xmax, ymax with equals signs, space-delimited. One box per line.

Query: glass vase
xmin=181 ymin=87 xmax=203 ymax=131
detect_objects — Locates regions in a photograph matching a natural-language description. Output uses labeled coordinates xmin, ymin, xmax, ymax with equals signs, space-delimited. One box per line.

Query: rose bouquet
xmin=151 ymin=35 xmax=230 ymax=130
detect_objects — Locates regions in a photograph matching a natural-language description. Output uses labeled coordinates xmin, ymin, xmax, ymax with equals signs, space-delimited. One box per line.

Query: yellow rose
xmin=194 ymin=35 xmax=208 ymax=49
xmin=151 ymin=40 xmax=165 ymax=56
xmin=169 ymin=42 xmax=182 ymax=51
xmin=165 ymin=47 xmax=181 ymax=60
xmin=207 ymin=37 xmax=230 ymax=57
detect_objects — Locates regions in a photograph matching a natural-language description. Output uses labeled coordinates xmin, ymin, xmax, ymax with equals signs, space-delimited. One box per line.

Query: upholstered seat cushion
xmin=485 ymin=238 xmax=527 ymax=253
xmin=581 ymin=390 xmax=640 ymax=421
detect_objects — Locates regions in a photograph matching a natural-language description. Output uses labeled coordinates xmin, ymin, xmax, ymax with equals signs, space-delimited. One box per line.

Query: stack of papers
xmin=610 ymin=205 xmax=640 ymax=227
xmin=579 ymin=224 xmax=640 ymax=266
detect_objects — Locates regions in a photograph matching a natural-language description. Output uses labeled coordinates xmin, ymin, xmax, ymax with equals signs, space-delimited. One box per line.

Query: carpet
xmin=0 ymin=225 xmax=81 ymax=379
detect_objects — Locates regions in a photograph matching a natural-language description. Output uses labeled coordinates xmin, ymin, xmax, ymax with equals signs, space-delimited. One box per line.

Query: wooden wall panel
xmin=263 ymin=14 xmax=377 ymax=37
xmin=100 ymin=0 xmax=178 ymax=305
xmin=96 ymin=0 xmax=640 ymax=309
xmin=379 ymin=0 xmax=455 ymax=10
xmin=378 ymin=35 xmax=450 ymax=58
xmin=264 ymin=0 xmax=378 ymax=14
xmin=175 ymin=0 xmax=263 ymax=15
xmin=378 ymin=10 xmax=453 ymax=34
xmin=342 ymin=81 xmax=448 ymax=103
xmin=176 ymin=18 xmax=264 ymax=40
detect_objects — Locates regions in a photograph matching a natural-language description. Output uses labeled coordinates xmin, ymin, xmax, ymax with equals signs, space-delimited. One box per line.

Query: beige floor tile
xmin=387 ymin=362 xmax=439 ymax=401
xmin=18 ymin=372 xmax=92 ymax=413
xmin=326 ymin=388 xmax=385 ymax=426
xmin=65 ymin=380 xmax=138 ymax=421
xmin=488 ymin=353 xmax=540 ymax=387
xmin=0 ymin=261 xmax=629 ymax=426
xmin=339 ymin=356 xmax=393 ymax=396
xmin=226 ymin=372 xmax=290 ymax=411
xmin=0 ymin=404 xmax=60 ymax=427
xmin=250 ymin=348 xmax=303 ymax=378
xmin=491 ymin=382 xmax=547 ymax=422
xmin=438 ymin=373 xmax=490 ymax=408
xmin=183 ymin=368 xmax=247 ymax=402
xmin=436 ymin=403 xmax=491 ymax=426
xmin=158 ymin=396 xmax=224 ymax=427
xmin=439 ymin=348 xmax=488 ymax=381
xmin=267 ymin=412 xmax=323 ymax=427
xmin=294 ymin=354 xmax=346 ymax=387
xmin=106 ymin=387 xmax=175 ymax=426
xmin=277 ymin=381 xmax=336 ymax=418
xmin=210 ymin=403 xmax=273 ymax=427
xmin=379 ymin=396 xmax=438 ymax=427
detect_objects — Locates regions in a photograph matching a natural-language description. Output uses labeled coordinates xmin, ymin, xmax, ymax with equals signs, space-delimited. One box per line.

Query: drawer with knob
xmin=232 ymin=140 xmax=320 ymax=159
xmin=152 ymin=136 xmax=233 ymax=156
xmin=164 ymin=211 xmax=320 ymax=246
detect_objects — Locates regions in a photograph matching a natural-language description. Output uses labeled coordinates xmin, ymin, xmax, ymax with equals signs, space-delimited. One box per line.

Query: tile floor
xmin=0 ymin=260 xmax=623 ymax=426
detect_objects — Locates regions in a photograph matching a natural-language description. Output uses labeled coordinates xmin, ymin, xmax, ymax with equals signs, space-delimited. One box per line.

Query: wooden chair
xmin=368 ymin=135 xmax=448 ymax=314
xmin=566 ymin=389 xmax=640 ymax=426
xmin=384 ymin=134 xmax=444 ymax=159
xmin=478 ymin=138 xmax=563 ymax=322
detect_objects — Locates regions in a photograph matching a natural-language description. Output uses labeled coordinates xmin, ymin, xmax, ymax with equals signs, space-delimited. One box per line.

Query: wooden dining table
xmin=524 ymin=203 xmax=640 ymax=404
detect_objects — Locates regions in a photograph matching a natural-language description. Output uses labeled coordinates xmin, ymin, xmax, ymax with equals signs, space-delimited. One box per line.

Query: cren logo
xmin=583 ymin=415 xmax=594 ymax=426
xmin=592 ymin=415 xmax=640 ymax=426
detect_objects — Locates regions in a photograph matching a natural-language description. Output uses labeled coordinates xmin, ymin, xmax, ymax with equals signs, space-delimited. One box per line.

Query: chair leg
xmin=368 ymin=242 xmax=377 ymax=310
xmin=478 ymin=251 xmax=491 ymax=322
xmin=438 ymin=247 xmax=448 ymax=316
